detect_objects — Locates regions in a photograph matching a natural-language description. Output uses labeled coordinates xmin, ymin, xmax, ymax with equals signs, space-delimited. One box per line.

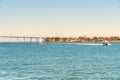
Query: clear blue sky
xmin=0 ymin=0 xmax=120 ymax=37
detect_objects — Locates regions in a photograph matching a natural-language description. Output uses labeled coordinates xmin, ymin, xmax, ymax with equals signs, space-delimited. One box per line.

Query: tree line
xmin=45 ymin=36 xmax=120 ymax=42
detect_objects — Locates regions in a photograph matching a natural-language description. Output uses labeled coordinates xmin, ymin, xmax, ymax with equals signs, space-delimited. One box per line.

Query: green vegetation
xmin=45 ymin=36 xmax=120 ymax=42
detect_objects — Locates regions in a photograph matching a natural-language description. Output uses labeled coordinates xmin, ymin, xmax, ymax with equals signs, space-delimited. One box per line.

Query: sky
xmin=0 ymin=0 xmax=120 ymax=37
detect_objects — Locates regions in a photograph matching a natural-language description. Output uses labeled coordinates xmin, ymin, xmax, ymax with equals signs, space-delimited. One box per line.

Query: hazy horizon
xmin=0 ymin=0 xmax=120 ymax=37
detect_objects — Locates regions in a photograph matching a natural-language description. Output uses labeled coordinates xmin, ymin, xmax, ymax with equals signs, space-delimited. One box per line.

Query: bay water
xmin=0 ymin=42 xmax=120 ymax=80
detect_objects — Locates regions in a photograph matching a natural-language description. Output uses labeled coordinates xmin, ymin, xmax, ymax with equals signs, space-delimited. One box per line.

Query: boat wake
xmin=75 ymin=43 xmax=111 ymax=46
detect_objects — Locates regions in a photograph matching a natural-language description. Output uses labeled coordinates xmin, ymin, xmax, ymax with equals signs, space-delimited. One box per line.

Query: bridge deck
xmin=0 ymin=36 xmax=45 ymax=42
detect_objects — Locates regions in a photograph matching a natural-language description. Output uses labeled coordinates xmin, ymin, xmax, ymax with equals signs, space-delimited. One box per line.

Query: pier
xmin=0 ymin=36 xmax=46 ymax=42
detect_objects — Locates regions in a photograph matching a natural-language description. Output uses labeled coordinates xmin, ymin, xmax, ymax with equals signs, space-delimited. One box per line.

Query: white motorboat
xmin=103 ymin=41 xmax=110 ymax=46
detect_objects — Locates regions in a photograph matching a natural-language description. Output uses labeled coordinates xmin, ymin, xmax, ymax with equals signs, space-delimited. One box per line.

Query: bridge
xmin=0 ymin=36 xmax=46 ymax=42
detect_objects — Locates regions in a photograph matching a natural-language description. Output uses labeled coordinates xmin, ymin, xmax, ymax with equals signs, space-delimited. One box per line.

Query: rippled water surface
xmin=0 ymin=42 xmax=120 ymax=80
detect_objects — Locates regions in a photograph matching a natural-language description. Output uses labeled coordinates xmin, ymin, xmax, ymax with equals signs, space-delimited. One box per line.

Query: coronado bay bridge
xmin=0 ymin=36 xmax=46 ymax=42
